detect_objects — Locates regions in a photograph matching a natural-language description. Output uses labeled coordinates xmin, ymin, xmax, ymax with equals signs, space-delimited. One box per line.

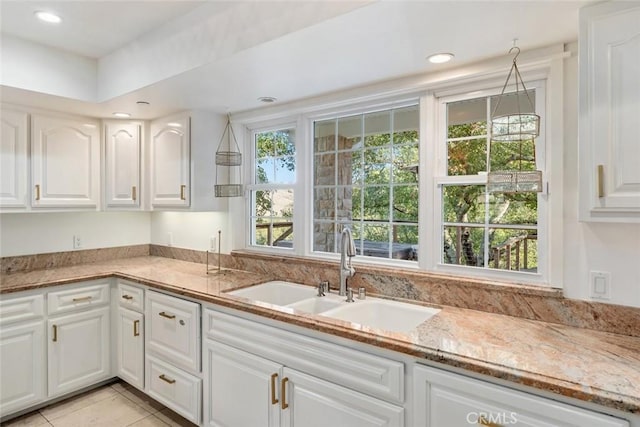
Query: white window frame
xmin=430 ymin=79 xmax=549 ymax=284
xmin=244 ymin=118 xmax=301 ymax=254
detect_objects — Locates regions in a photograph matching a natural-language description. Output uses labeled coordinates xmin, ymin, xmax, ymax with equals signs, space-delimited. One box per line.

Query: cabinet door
xmin=0 ymin=108 xmax=28 ymax=209
xmin=31 ymin=114 xmax=100 ymax=208
xmin=105 ymin=121 xmax=141 ymax=208
xmin=413 ymin=365 xmax=629 ymax=427
xmin=579 ymin=2 xmax=640 ymax=221
xmin=150 ymin=114 xmax=190 ymax=208
xmin=204 ymin=340 xmax=281 ymax=427
xmin=281 ymin=367 xmax=404 ymax=427
xmin=116 ymin=307 xmax=144 ymax=389
xmin=0 ymin=321 xmax=46 ymax=415
xmin=48 ymin=306 xmax=110 ymax=397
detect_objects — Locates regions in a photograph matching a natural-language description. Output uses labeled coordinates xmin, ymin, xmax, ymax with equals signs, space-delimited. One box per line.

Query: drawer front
xmin=0 ymin=294 xmax=44 ymax=325
xmin=146 ymin=291 xmax=200 ymax=373
xmin=146 ymin=354 xmax=201 ymax=425
xmin=47 ymin=281 xmax=110 ymax=315
xmin=205 ymin=309 xmax=404 ymax=404
xmin=117 ymin=281 xmax=144 ymax=312
xmin=414 ymin=365 xmax=629 ymax=427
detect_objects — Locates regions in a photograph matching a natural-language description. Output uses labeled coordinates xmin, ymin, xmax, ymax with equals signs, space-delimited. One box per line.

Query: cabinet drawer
xmin=146 ymin=291 xmax=200 ymax=373
xmin=146 ymin=354 xmax=201 ymax=425
xmin=414 ymin=365 xmax=629 ymax=427
xmin=0 ymin=294 xmax=44 ymax=325
xmin=117 ymin=281 xmax=144 ymax=312
xmin=205 ymin=309 xmax=404 ymax=404
xmin=47 ymin=282 xmax=110 ymax=315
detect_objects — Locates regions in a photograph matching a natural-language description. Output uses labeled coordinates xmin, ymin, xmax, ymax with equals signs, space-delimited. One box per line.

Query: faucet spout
xmin=339 ymin=227 xmax=356 ymax=296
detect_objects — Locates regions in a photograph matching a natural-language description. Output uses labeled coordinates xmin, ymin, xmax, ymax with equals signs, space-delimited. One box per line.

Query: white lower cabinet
xmin=116 ymin=307 xmax=144 ymax=389
xmin=47 ymin=306 xmax=110 ymax=397
xmin=203 ymin=309 xmax=405 ymax=427
xmin=413 ymin=365 xmax=629 ymax=427
xmin=0 ymin=320 xmax=46 ymax=415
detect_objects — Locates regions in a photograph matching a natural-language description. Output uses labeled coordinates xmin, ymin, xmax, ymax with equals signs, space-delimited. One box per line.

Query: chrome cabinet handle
xmin=180 ymin=185 xmax=186 ymax=200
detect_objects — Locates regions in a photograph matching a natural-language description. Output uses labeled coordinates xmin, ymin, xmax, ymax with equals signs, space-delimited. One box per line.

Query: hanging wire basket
xmin=487 ymin=170 xmax=542 ymax=193
xmin=490 ymin=46 xmax=540 ymax=143
xmin=215 ymin=115 xmax=243 ymax=198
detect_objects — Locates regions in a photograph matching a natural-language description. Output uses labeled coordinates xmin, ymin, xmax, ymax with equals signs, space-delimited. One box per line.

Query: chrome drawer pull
xmin=159 ymin=374 xmax=175 ymax=384
xmin=72 ymin=296 xmax=92 ymax=303
xmin=159 ymin=311 xmax=175 ymax=319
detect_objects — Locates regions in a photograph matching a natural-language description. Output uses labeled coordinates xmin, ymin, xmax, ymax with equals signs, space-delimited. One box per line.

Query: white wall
xmin=562 ymin=44 xmax=640 ymax=306
xmin=0 ymin=212 xmax=150 ymax=257
xmin=150 ymin=211 xmax=231 ymax=253
xmin=0 ymin=35 xmax=97 ymax=102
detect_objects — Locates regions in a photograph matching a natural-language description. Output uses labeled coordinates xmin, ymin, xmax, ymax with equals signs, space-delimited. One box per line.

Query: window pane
xmin=360 ymin=224 xmax=390 ymax=259
xmin=363 ymin=186 xmax=390 ymax=221
xmin=393 ymin=106 xmax=419 ymax=142
xmin=447 ymin=139 xmax=486 ymax=176
xmin=272 ymin=218 xmax=293 ymax=248
xmin=338 ymin=115 xmax=362 ymax=151
xmin=364 ymin=110 xmax=391 ymax=148
xmin=315 ymin=153 xmax=336 ymax=186
xmin=253 ymin=218 xmax=270 ymax=246
xmin=443 ymin=226 xmax=484 ymax=267
xmin=489 ymin=192 xmax=537 ymax=226
xmin=271 ymin=189 xmax=293 ymax=218
xmin=314 ymin=188 xmax=335 ymax=220
xmin=443 ymin=185 xmax=485 ymax=224
xmin=447 ymin=97 xmax=487 ymax=138
xmin=364 ymin=148 xmax=391 ymax=185
xmin=394 ymin=225 xmax=418 ymax=261
xmin=393 ymin=185 xmax=418 ymax=222
xmin=490 ymin=139 xmax=536 ymax=172
xmin=337 ymin=186 xmax=353 ymax=221
xmin=255 ymin=128 xmax=296 ymax=185
xmin=254 ymin=190 xmax=271 ymax=216
xmin=314 ymin=120 xmax=335 ymax=153
xmin=313 ymin=221 xmax=335 ymax=252
xmin=337 ymin=151 xmax=357 ymax=186
xmin=393 ymin=145 xmax=419 ymax=183
xmin=488 ymin=228 xmax=537 ymax=273
xmin=352 ymin=187 xmax=362 ymax=220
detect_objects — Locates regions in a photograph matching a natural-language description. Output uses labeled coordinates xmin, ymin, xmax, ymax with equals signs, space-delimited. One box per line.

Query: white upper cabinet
xmin=31 ymin=113 xmax=100 ymax=208
xmin=104 ymin=121 xmax=142 ymax=208
xmin=0 ymin=107 xmax=29 ymax=209
xmin=150 ymin=113 xmax=190 ymax=208
xmin=579 ymin=2 xmax=640 ymax=222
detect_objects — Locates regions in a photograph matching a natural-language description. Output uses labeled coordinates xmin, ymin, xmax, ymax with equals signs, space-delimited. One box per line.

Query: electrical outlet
xmin=210 ymin=235 xmax=217 ymax=251
xmin=73 ymin=235 xmax=82 ymax=249
xmin=168 ymin=232 xmax=173 ymax=247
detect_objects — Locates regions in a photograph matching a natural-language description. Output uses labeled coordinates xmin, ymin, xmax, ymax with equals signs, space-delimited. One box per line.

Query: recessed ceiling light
xmin=35 ymin=11 xmax=62 ymax=24
xmin=427 ymin=53 xmax=454 ymax=64
xmin=112 ymin=112 xmax=131 ymax=118
xmin=167 ymin=122 xmax=182 ymax=128
xmin=258 ymin=96 xmax=277 ymax=103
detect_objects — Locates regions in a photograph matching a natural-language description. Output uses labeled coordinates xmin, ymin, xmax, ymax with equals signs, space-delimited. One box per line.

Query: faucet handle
xmin=357 ymin=287 xmax=366 ymax=300
xmin=318 ymin=281 xmax=329 ymax=297
xmin=345 ymin=288 xmax=355 ymax=303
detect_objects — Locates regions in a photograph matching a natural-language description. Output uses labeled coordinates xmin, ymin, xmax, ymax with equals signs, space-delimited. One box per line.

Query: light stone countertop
xmin=1 ymin=256 xmax=639 ymax=415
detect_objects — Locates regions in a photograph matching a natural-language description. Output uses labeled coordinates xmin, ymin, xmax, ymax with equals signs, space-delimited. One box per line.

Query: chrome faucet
xmin=339 ymin=227 xmax=356 ymax=296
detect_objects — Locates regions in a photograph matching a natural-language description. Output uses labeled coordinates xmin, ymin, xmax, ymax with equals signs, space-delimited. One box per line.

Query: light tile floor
xmin=1 ymin=381 xmax=197 ymax=427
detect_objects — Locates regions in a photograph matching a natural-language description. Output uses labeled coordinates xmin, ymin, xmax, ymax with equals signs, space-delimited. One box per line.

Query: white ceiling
xmin=0 ymin=1 xmax=594 ymax=118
